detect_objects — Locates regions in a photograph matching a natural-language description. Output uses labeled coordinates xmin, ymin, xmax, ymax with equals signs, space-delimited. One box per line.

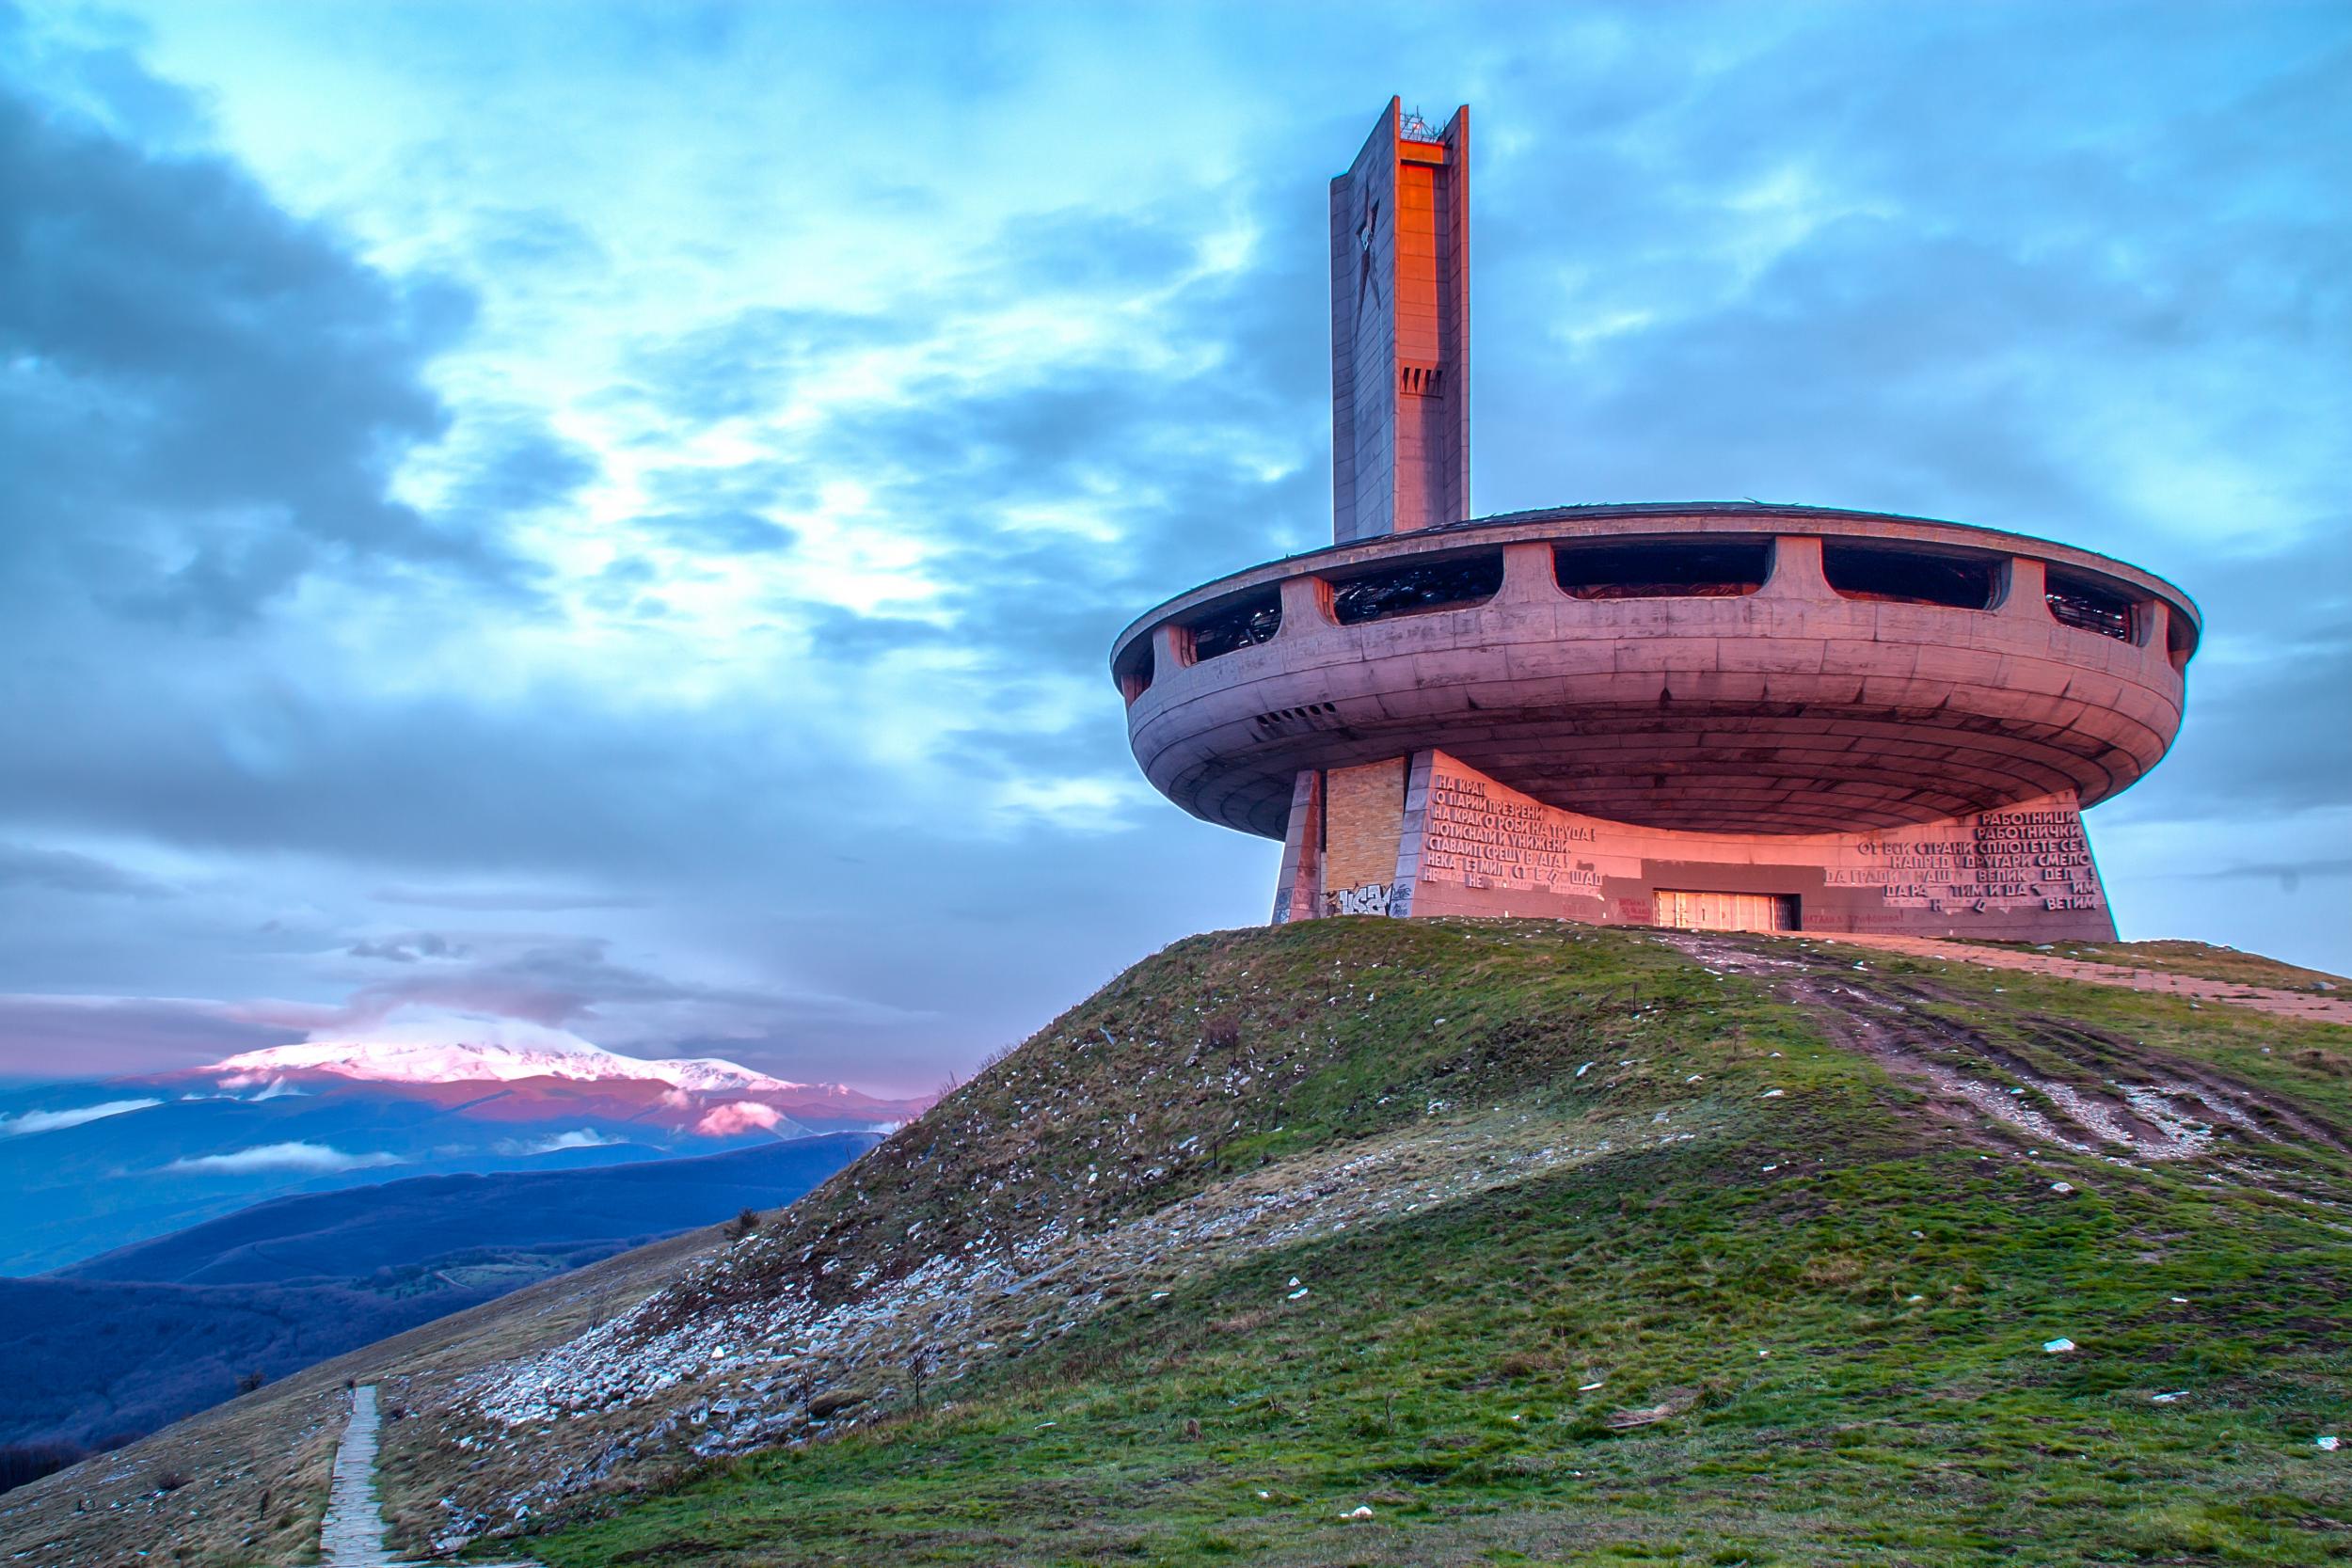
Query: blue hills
xmin=0 ymin=1133 xmax=878 ymax=1459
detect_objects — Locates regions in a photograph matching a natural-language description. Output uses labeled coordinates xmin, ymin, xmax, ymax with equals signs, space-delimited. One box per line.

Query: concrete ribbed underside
xmin=1160 ymin=697 xmax=2162 ymax=841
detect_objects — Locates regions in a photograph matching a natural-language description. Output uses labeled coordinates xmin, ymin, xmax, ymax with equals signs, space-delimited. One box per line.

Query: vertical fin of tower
xmin=1330 ymin=98 xmax=1470 ymax=544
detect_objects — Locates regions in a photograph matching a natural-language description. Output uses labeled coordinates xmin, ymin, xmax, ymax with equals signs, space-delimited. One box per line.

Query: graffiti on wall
xmin=1326 ymin=881 xmax=1411 ymax=917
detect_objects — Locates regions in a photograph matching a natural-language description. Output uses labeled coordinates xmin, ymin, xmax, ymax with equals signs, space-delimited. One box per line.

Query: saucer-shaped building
xmin=1112 ymin=101 xmax=2196 ymax=940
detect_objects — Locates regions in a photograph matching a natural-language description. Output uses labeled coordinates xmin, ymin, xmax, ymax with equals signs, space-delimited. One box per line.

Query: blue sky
xmin=2 ymin=0 xmax=2345 ymax=1091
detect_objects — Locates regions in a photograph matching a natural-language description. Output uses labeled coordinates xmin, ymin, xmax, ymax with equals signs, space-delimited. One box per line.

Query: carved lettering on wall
xmin=1832 ymin=808 xmax=2104 ymax=912
xmin=1421 ymin=772 xmax=1602 ymax=895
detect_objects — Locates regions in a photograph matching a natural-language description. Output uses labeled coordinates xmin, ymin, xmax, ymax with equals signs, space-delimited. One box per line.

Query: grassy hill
xmin=4 ymin=918 xmax=2346 ymax=1567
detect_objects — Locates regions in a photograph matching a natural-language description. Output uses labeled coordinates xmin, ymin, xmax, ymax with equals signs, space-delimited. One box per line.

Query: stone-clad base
xmin=1274 ymin=749 xmax=2115 ymax=942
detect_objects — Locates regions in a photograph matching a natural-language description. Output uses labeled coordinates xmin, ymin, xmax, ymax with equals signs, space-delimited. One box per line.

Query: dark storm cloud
xmin=442 ymin=419 xmax=600 ymax=519
xmin=346 ymin=931 xmax=469 ymax=963
xmin=0 ymin=69 xmax=527 ymax=628
xmin=341 ymin=935 xmax=718 ymax=1027
xmin=628 ymin=307 xmax=911 ymax=422
xmin=315 ymin=931 xmax=915 ymax=1053
xmin=0 ymin=677 xmax=832 ymax=873
xmin=0 ymin=845 xmax=168 ymax=899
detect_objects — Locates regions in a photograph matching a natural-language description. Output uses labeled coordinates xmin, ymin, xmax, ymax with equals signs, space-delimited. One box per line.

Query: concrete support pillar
xmin=1152 ymin=621 xmax=1190 ymax=671
xmin=1761 ymin=534 xmax=1826 ymax=600
xmin=1496 ymin=541 xmax=1557 ymax=603
xmin=1998 ymin=556 xmax=2046 ymax=620
xmin=1278 ymin=574 xmax=1334 ymax=637
xmin=1269 ymin=769 xmax=1323 ymax=925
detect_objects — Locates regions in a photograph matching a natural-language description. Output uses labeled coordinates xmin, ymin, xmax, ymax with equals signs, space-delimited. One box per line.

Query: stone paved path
xmin=1830 ymin=932 xmax=2352 ymax=1025
xmin=320 ymin=1385 xmax=389 ymax=1566
xmin=320 ymin=1384 xmax=536 ymax=1567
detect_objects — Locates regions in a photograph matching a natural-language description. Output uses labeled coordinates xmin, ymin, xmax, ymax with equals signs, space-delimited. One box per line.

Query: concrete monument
xmin=1112 ymin=99 xmax=2196 ymax=940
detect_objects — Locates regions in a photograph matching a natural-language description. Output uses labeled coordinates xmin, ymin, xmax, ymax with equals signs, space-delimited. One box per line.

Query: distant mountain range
xmin=0 ymin=1132 xmax=879 ymax=1458
xmin=205 ymin=1033 xmax=826 ymax=1095
xmin=0 ymin=1034 xmax=929 ymax=1274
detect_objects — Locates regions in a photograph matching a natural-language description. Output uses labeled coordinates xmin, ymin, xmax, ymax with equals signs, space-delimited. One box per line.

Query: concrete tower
xmin=1330 ymin=100 xmax=1469 ymax=542
xmin=1111 ymin=98 xmax=2197 ymax=941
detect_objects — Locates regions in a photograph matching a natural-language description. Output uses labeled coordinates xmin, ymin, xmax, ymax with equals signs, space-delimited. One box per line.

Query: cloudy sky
xmin=3 ymin=1 xmax=2344 ymax=1093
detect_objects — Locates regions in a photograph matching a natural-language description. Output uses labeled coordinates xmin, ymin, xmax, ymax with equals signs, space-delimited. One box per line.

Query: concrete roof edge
xmin=1108 ymin=501 xmax=2201 ymax=665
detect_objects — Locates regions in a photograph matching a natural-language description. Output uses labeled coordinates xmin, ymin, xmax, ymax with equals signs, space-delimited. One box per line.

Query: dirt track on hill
xmin=1828 ymin=933 xmax=2352 ymax=1025
xmin=1658 ymin=930 xmax=2349 ymax=1209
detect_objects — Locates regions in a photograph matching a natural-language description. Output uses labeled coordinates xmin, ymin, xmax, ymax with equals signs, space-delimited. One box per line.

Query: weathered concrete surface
xmin=1116 ymin=505 xmax=2196 ymax=842
xmin=1279 ymin=748 xmax=2118 ymax=942
xmin=1330 ymin=98 xmax=1469 ymax=542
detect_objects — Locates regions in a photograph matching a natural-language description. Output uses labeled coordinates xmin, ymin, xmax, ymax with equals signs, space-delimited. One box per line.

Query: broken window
xmin=2165 ymin=607 xmax=2196 ymax=670
xmin=1554 ymin=539 xmax=1770 ymax=599
xmin=1186 ymin=590 xmax=1282 ymax=661
xmin=1822 ymin=544 xmax=1994 ymax=610
xmin=2045 ymin=572 xmax=2136 ymax=641
xmin=1115 ymin=641 xmax=1154 ymax=705
xmin=1328 ymin=553 xmax=1502 ymax=625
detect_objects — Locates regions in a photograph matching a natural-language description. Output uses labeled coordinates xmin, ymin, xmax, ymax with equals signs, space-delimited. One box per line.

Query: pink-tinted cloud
xmin=693 ymin=1101 xmax=783 ymax=1137
xmin=0 ymin=995 xmax=309 ymax=1080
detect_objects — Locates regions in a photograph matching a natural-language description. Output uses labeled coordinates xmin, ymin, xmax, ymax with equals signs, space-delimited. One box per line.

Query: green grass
xmin=503 ymin=920 xmax=2352 ymax=1568
xmin=529 ymin=1144 xmax=2348 ymax=1565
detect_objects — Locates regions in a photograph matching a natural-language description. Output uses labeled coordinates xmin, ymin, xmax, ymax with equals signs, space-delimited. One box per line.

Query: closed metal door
xmin=1656 ymin=890 xmax=1797 ymax=932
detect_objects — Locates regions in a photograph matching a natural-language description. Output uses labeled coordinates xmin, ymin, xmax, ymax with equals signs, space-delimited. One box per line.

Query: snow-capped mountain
xmin=204 ymin=1036 xmax=800 ymax=1095
xmin=0 ymin=1025 xmax=930 ymax=1275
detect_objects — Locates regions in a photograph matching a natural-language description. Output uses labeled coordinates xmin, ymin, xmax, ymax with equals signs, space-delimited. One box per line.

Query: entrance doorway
xmin=1655 ymin=890 xmax=1800 ymax=933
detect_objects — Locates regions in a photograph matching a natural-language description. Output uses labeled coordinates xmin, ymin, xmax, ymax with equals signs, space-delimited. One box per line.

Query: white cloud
xmin=499 ymin=1127 xmax=628 ymax=1156
xmin=0 ymin=1098 xmax=163 ymax=1136
xmin=162 ymin=1141 xmax=404 ymax=1175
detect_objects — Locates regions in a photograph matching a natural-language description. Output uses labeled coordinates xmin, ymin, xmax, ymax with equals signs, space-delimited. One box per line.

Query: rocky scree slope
xmin=6 ymin=917 xmax=2350 ymax=1567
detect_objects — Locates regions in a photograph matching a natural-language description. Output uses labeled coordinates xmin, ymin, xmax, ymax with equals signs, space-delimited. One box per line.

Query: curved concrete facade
xmin=1114 ymin=103 xmax=2198 ymax=942
xmin=1114 ymin=504 xmax=2196 ymax=842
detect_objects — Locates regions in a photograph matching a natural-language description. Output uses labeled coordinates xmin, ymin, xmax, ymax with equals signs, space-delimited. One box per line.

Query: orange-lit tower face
xmin=1330 ymin=99 xmax=1470 ymax=543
